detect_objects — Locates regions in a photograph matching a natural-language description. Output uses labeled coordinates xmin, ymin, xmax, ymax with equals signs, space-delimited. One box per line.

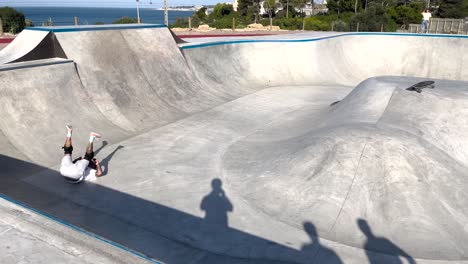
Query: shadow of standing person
xmin=200 ymin=178 xmax=233 ymax=227
xmin=358 ymin=219 xmax=416 ymax=264
xmin=302 ymin=222 xmax=343 ymax=264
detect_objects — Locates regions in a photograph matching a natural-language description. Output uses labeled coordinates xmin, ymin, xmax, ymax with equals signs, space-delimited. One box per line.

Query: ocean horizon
xmin=11 ymin=6 xmax=194 ymax=26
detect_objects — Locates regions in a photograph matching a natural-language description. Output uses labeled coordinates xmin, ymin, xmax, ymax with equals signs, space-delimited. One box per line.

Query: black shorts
xmin=73 ymin=155 xmax=97 ymax=169
xmin=84 ymin=151 xmax=95 ymax=161
xmin=62 ymin=145 xmax=73 ymax=155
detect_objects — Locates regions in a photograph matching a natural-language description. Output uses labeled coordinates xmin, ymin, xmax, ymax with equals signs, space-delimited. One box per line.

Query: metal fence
xmin=406 ymin=18 xmax=468 ymax=34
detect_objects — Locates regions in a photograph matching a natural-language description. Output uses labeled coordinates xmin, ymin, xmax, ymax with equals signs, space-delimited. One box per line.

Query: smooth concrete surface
xmin=0 ymin=196 xmax=154 ymax=264
xmin=0 ymin=29 xmax=50 ymax=64
xmin=0 ymin=25 xmax=467 ymax=263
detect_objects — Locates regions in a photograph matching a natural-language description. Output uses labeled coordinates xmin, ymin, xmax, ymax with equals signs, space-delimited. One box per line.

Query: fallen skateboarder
xmin=60 ymin=125 xmax=103 ymax=183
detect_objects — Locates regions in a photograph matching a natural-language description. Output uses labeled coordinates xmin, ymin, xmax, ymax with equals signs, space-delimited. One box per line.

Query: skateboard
xmin=406 ymin=81 xmax=435 ymax=93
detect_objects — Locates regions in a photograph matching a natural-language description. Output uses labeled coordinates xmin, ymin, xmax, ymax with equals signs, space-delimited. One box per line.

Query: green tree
xmin=112 ymin=17 xmax=139 ymax=24
xmin=0 ymin=7 xmax=26 ymax=34
xmin=327 ymin=0 xmax=356 ymax=14
xmin=386 ymin=4 xmax=422 ymax=27
xmin=439 ymin=0 xmax=468 ymax=18
xmin=350 ymin=4 xmax=391 ymax=31
xmin=237 ymin=0 xmax=261 ymax=23
xmin=195 ymin=7 xmax=207 ymax=20
xmin=277 ymin=0 xmax=297 ymax=17
xmin=211 ymin=3 xmax=234 ymax=19
xmin=263 ymin=0 xmax=279 ymax=28
xmin=238 ymin=0 xmax=254 ymax=16
xmin=292 ymin=0 xmax=308 ymax=16
xmin=263 ymin=0 xmax=278 ymax=18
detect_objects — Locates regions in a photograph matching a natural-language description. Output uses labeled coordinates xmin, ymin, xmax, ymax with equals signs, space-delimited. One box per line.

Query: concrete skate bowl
xmin=0 ymin=24 xmax=467 ymax=264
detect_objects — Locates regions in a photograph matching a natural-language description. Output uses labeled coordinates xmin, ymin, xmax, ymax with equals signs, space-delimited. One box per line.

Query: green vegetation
xmin=112 ymin=17 xmax=139 ymax=24
xmin=438 ymin=0 xmax=468 ymax=18
xmin=171 ymin=0 xmax=468 ymax=32
xmin=0 ymin=7 xmax=26 ymax=34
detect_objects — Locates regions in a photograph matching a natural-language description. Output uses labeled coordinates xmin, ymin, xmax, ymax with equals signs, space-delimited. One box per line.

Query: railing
xmin=406 ymin=18 xmax=468 ymax=34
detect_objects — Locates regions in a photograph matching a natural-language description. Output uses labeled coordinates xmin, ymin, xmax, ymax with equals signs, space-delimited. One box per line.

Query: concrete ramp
xmin=0 ymin=25 xmax=468 ymax=263
xmin=222 ymin=77 xmax=468 ymax=260
xmin=0 ymin=29 xmax=66 ymax=64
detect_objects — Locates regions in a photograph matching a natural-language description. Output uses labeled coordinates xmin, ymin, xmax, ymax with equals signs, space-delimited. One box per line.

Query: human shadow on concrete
xmin=200 ymin=178 xmax=233 ymax=227
xmin=0 ymin=153 xmax=422 ymax=264
xmin=0 ymin=154 xmax=320 ymax=264
xmin=98 ymin=145 xmax=124 ymax=176
xmin=358 ymin=219 xmax=416 ymax=264
xmin=301 ymin=222 xmax=343 ymax=264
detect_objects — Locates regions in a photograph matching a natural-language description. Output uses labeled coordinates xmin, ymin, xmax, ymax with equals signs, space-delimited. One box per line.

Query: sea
xmin=12 ymin=6 xmax=194 ymax=26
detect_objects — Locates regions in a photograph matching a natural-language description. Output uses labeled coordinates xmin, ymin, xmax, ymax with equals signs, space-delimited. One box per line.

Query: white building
xmin=259 ymin=0 xmax=327 ymax=16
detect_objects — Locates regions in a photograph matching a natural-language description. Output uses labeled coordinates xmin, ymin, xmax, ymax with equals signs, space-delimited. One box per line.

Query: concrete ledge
xmin=0 ymin=58 xmax=74 ymax=71
xmin=0 ymin=196 xmax=158 ymax=264
xmin=25 ymin=24 xmax=166 ymax=33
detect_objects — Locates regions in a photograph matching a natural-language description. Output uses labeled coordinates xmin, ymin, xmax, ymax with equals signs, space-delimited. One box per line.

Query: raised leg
xmin=63 ymin=125 xmax=73 ymax=155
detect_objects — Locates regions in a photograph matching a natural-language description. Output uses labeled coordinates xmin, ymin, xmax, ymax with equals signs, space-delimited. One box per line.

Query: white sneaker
xmin=90 ymin=132 xmax=102 ymax=139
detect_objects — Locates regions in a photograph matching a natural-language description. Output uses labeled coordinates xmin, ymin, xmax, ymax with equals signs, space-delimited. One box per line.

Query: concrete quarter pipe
xmin=0 ymin=24 xmax=467 ymax=263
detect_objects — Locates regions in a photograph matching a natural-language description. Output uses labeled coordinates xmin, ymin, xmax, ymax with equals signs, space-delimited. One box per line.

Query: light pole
xmin=164 ymin=0 xmax=169 ymax=26
xmin=136 ymin=0 xmax=141 ymax=24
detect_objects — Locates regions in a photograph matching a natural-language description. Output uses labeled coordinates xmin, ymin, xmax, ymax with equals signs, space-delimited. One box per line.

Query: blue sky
xmin=0 ymin=0 xmax=226 ymax=8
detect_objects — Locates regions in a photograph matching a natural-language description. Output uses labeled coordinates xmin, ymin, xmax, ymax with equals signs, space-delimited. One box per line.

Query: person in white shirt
xmin=421 ymin=9 xmax=432 ymax=33
xmin=60 ymin=125 xmax=103 ymax=183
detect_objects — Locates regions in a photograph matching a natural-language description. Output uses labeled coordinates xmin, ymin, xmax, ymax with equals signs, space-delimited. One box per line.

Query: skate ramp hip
xmin=0 ymin=25 xmax=467 ymax=263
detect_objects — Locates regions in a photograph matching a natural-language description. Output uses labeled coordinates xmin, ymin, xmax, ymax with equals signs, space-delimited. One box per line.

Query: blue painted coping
xmin=25 ymin=24 xmax=166 ymax=33
xmin=0 ymin=193 xmax=162 ymax=264
xmin=181 ymin=32 xmax=468 ymax=50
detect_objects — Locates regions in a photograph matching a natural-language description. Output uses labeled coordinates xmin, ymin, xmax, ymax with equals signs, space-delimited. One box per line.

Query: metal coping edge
xmin=0 ymin=192 xmax=162 ymax=264
xmin=25 ymin=24 xmax=167 ymax=33
xmin=180 ymin=32 xmax=468 ymax=50
xmin=0 ymin=59 xmax=74 ymax=71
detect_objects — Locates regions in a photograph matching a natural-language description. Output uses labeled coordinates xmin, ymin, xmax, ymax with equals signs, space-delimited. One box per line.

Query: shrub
xmin=211 ymin=16 xmax=237 ymax=29
xmin=112 ymin=17 xmax=138 ymax=24
xmin=171 ymin=16 xmax=200 ymax=28
xmin=272 ymin=17 xmax=303 ymax=30
xmin=0 ymin=7 xmax=26 ymax=34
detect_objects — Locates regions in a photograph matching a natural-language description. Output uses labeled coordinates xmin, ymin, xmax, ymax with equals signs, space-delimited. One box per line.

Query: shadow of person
xmin=200 ymin=178 xmax=233 ymax=227
xmin=99 ymin=145 xmax=124 ymax=176
xmin=358 ymin=219 xmax=416 ymax=264
xmin=94 ymin=140 xmax=108 ymax=155
xmin=301 ymin=222 xmax=343 ymax=264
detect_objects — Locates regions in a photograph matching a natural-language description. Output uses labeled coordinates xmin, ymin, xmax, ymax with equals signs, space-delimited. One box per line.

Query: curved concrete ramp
xmin=0 ymin=25 xmax=467 ymax=263
xmin=0 ymin=29 xmax=66 ymax=64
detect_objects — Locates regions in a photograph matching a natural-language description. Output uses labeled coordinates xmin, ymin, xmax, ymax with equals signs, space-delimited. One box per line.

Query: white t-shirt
xmin=61 ymin=156 xmax=98 ymax=182
xmin=422 ymin=12 xmax=432 ymax=21
xmin=83 ymin=167 xmax=97 ymax=182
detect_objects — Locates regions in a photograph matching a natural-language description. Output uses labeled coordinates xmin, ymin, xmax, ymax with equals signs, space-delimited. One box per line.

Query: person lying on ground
xmin=60 ymin=125 xmax=103 ymax=183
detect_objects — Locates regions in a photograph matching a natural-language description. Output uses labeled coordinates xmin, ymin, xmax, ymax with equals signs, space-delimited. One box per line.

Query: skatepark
xmin=0 ymin=24 xmax=467 ymax=263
